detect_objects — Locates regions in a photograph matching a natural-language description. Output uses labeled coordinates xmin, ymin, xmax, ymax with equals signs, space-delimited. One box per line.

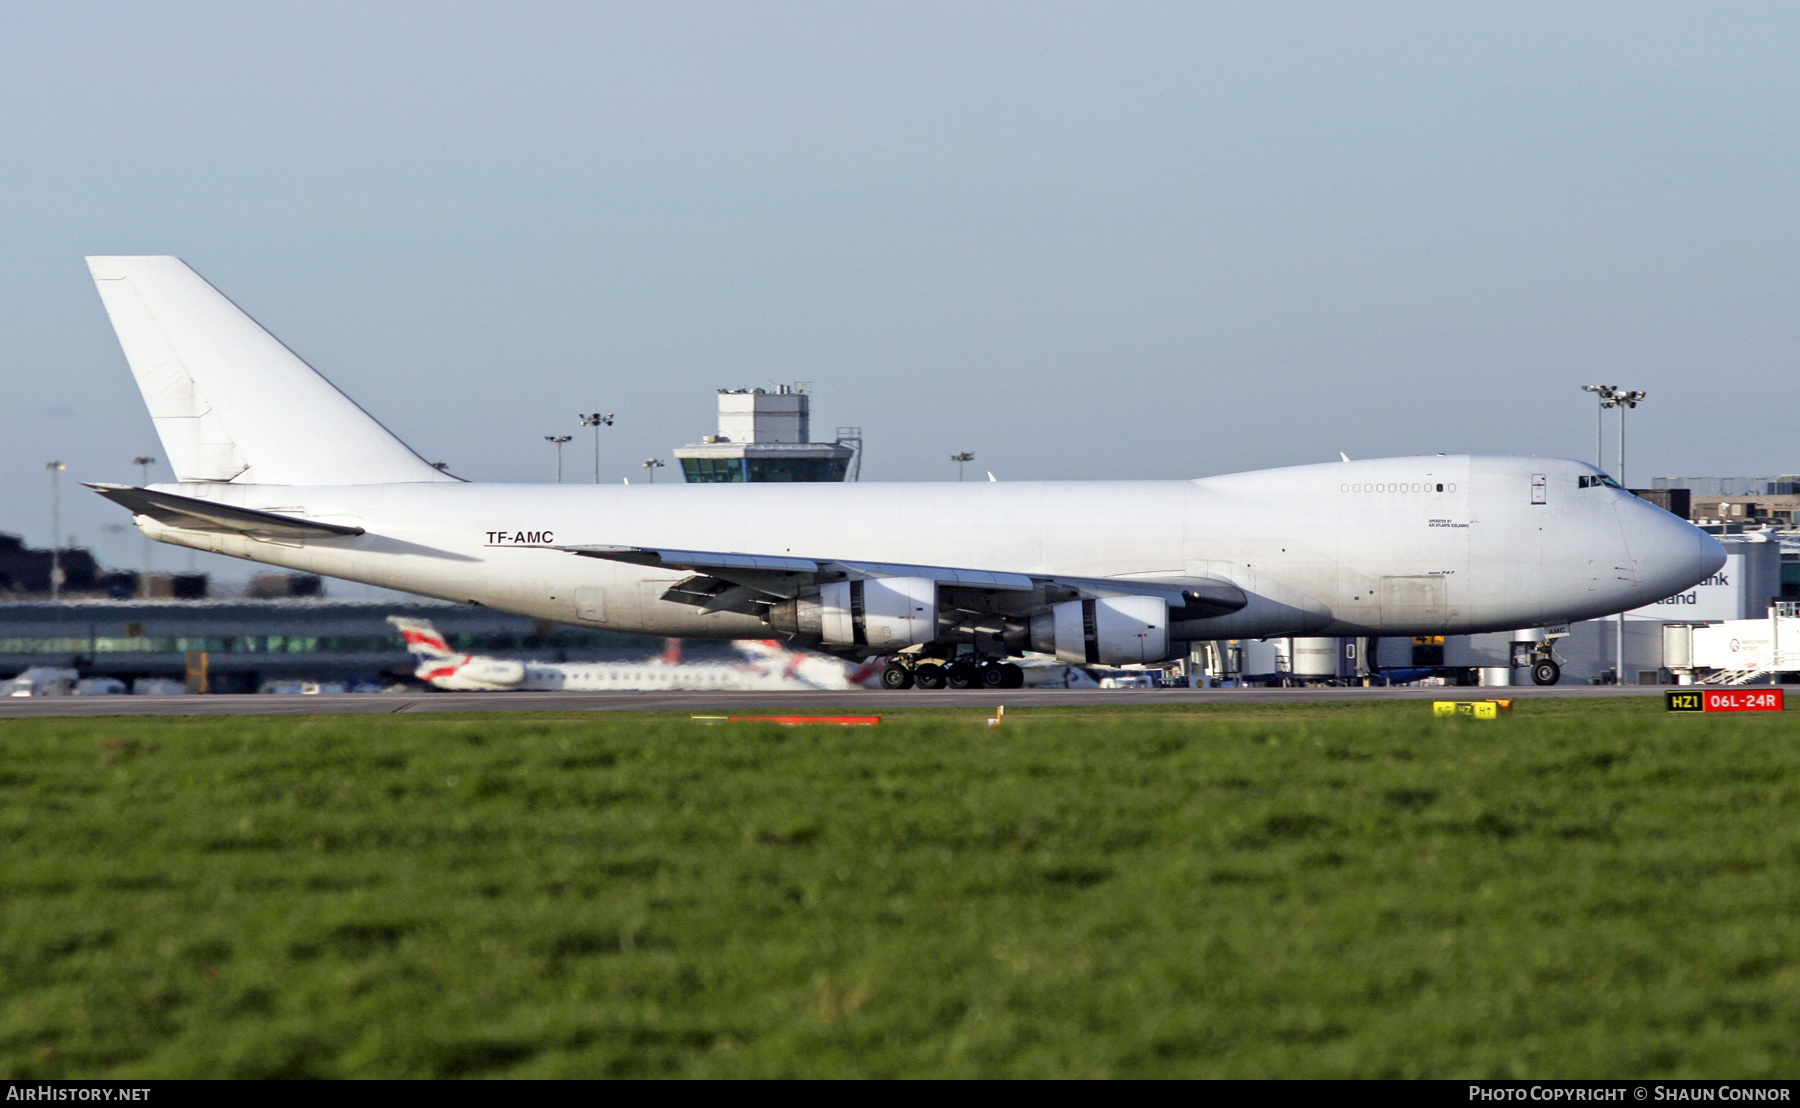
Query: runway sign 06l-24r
xmin=1666 ymin=689 xmax=1786 ymax=713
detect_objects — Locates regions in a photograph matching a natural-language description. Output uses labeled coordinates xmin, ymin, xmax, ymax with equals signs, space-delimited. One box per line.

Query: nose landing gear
xmin=1512 ymin=632 xmax=1566 ymax=686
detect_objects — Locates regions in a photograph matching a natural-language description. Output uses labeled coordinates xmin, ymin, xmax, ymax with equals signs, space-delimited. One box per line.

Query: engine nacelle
xmin=820 ymin=577 xmax=938 ymax=648
xmin=1030 ymin=595 xmax=1171 ymax=665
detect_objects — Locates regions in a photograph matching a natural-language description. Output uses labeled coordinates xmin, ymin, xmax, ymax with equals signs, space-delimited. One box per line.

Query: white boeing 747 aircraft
xmin=83 ymin=257 xmax=1724 ymax=689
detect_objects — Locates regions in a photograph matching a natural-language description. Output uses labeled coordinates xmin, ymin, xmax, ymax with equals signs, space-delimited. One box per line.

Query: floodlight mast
xmin=545 ymin=435 xmax=572 ymax=483
xmin=951 ymin=451 xmax=975 ymax=482
xmin=1580 ymin=384 xmax=1618 ymax=470
xmin=132 ymin=455 xmax=157 ymax=595
xmin=642 ymin=458 xmax=665 ymax=484
xmin=579 ymin=412 xmax=614 ymax=483
xmin=45 ymin=462 xmax=65 ymax=602
xmin=1612 ymin=389 xmax=1645 ymax=488
xmin=1593 ymin=386 xmax=1647 ymax=686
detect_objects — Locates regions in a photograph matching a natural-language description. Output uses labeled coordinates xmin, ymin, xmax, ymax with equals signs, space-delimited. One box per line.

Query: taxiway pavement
xmin=0 ymin=684 xmax=1674 ymax=718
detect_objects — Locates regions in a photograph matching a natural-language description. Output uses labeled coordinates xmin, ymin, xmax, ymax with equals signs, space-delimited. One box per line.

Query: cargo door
xmin=1381 ymin=575 xmax=1447 ymax=633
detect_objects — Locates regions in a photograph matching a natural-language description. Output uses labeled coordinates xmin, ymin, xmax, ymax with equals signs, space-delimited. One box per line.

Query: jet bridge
xmin=1663 ymin=602 xmax=1800 ymax=685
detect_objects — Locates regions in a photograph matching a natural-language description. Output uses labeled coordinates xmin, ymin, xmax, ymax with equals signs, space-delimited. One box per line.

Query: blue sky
xmin=3 ymin=1 xmax=1796 ymax=576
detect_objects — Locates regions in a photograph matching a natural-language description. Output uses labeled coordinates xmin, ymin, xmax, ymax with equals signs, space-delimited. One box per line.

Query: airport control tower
xmin=675 ymin=385 xmax=859 ymax=482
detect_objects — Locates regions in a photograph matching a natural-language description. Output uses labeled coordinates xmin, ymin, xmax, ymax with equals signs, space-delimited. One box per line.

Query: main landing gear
xmin=881 ymin=653 xmax=1024 ymax=690
xmin=1511 ymin=635 xmax=1564 ymax=686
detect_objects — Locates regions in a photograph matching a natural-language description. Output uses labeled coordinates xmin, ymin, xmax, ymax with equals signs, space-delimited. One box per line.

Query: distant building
xmin=675 ymin=385 xmax=858 ymax=483
xmin=1631 ymin=488 xmax=1691 ymax=520
xmin=1653 ymin=475 xmax=1800 ymax=498
xmin=0 ymin=533 xmax=99 ymax=595
xmin=247 ymin=573 xmax=323 ymax=599
xmin=1650 ymin=475 xmax=1800 ymax=527
xmin=0 ymin=598 xmax=722 ymax=692
xmin=140 ymin=573 xmax=210 ymax=600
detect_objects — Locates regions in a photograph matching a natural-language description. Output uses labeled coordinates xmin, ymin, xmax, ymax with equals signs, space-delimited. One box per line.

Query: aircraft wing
xmin=552 ymin=543 xmax=1245 ymax=618
xmin=87 ymin=483 xmax=365 ymax=538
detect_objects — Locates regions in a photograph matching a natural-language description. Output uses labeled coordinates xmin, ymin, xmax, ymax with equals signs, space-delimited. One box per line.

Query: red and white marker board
xmin=1665 ymin=689 xmax=1785 ymax=713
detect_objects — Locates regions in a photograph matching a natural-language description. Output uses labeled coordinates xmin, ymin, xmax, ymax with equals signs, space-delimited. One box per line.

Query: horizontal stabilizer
xmin=87 ymin=483 xmax=364 ymax=538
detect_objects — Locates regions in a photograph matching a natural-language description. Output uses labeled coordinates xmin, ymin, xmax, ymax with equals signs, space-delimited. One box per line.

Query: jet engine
xmin=767 ymin=577 xmax=938 ymax=649
xmin=1030 ymin=595 xmax=1171 ymax=665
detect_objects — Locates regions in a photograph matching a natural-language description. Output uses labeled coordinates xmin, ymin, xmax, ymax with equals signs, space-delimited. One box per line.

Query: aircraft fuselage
xmin=132 ymin=453 xmax=1723 ymax=650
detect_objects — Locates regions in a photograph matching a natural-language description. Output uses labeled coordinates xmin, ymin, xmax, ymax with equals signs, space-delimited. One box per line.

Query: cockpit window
xmin=1578 ymin=474 xmax=1623 ymax=489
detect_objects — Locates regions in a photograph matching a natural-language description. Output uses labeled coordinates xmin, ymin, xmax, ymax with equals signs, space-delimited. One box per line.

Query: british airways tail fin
xmin=388 ymin=617 xmax=457 ymax=662
xmin=86 ymin=256 xmax=456 ymax=486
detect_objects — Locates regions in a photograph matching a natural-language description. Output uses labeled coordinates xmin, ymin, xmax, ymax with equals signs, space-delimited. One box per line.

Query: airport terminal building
xmin=0 ymin=598 xmax=701 ymax=693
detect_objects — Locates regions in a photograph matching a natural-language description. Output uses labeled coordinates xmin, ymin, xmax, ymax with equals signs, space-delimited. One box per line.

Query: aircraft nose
xmin=1695 ymin=527 xmax=1727 ymax=582
xmin=1619 ymin=495 xmax=1725 ymax=599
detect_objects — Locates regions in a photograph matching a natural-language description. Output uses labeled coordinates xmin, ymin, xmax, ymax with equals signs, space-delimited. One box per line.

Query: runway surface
xmin=0 ymin=684 xmax=1675 ymax=718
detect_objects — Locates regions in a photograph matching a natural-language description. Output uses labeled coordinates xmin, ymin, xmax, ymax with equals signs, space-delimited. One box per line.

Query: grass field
xmin=2 ymin=698 xmax=1798 ymax=1078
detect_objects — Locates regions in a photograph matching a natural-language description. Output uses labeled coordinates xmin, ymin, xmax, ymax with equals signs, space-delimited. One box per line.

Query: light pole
xmin=45 ymin=462 xmax=65 ymax=602
xmin=950 ymin=451 xmax=975 ymax=481
xmin=579 ymin=412 xmax=613 ymax=483
xmin=1610 ymin=388 xmax=1645 ymax=686
xmin=642 ymin=458 xmax=665 ymax=483
xmin=132 ymin=455 xmax=156 ymax=595
xmin=1611 ymin=389 xmax=1645 ymax=488
xmin=1580 ymin=385 xmax=1617 ymax=470
xmin=545 ymin=435 xmax=572 ymax=483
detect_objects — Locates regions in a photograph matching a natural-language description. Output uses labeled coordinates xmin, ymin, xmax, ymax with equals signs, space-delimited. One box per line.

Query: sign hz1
xmin=1666 ymin=689 xmax=1785 ymax=713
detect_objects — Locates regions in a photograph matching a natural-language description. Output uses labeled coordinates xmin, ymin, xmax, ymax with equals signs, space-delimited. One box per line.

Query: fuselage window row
xmin=1339 ymin=483 xmax=1452 ymax=494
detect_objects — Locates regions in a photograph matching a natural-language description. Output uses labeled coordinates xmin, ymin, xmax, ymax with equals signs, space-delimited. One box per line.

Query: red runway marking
xmin=727 ymin=716 xmax=881 ymax=726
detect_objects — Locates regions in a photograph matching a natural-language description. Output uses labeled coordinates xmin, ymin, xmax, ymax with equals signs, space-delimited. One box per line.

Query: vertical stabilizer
xmin=388 ymin=617 xmax=457 ymax=661
xmin=86 ymin=256 xmax=455 ymax=485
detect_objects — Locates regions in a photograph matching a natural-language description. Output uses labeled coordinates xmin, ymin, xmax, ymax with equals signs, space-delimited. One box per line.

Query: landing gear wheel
xmin=977 ymin=664 xmax=1008 ymax=689
xmin=1531 ymin=660 xmax=1561 ymax=686
xmin=880 ymin=662 xmax=915 ymax=690
xmin=999 ymin=663 xmax=1025 ymax=689
xmin=945 ymin=662 xmax=979 ymax=689
xmin=915 ymin=665 xmax=948 ymax=690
